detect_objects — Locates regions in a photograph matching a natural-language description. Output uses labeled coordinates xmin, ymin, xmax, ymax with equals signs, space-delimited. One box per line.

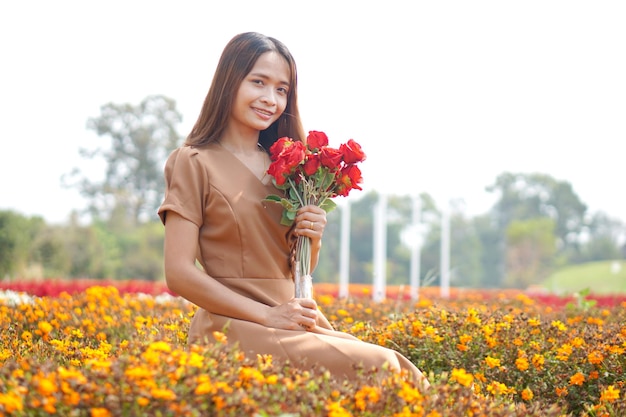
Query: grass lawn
xmin=542 ymin=259 xmax=626 ymax=295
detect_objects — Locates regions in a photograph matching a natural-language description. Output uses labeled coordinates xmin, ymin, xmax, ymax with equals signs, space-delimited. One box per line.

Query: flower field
xmin=1 ymin=280 xmax=625 ymax=416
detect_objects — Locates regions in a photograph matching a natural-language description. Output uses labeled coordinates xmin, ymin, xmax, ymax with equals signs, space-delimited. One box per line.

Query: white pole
xmin=373 ymin=193 xmax=387 ymax=302
xmin=440 ymin=201 xmax=450 ymax=298
xmin=339 ymin=200 xmax=351 ymax=299
xmin=409 ymin=195 xmax=422 ymax=300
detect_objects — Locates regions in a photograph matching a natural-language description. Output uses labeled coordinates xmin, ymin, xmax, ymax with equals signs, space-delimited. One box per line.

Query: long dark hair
xmin=185 ymin=32 xmax=305 ymax=149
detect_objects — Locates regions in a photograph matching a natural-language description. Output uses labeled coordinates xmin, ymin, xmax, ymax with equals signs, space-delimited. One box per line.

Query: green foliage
xmin=0 ymin=211 xmax=48 ymax=278
xmin=64 ymin=95 xmax=182 ymax=225
xmin=504 ymin=217 xmax=557 ymax=288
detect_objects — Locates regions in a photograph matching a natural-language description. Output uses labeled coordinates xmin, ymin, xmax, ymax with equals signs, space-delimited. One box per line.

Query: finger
xmin=296 ymin=298 xmax=318 ymax=310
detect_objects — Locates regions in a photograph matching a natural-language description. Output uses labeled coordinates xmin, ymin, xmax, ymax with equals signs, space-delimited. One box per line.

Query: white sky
xmin=1 ymin=1 xmax=625 ymax=225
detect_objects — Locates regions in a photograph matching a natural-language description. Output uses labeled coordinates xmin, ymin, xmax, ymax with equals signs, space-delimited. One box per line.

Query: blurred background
xmin=1 ymin=1 xmax=624 ymax=293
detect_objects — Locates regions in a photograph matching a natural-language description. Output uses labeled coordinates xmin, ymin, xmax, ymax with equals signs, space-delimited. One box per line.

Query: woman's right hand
xmin=263 ymin=298 xmax=319 ymax=331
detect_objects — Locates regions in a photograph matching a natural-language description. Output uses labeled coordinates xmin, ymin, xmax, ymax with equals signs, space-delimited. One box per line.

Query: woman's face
xmin=230 ymin=51 xmax=290 ymax=134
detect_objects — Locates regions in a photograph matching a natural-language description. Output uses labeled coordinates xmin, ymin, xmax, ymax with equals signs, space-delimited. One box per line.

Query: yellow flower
xmin=531 ymin=354 xmax=545 ymax=370
xmin=0 ymin=391 xmax=24 ymax=413
xmin=150 ymin=387 xmax=177 ymax=401
xmin=569 ymin=372 xmax=585 ymax=386
xmin=326 ymin=400 xmax=353 ymax=417
xmin=485 ymin=356 xmax=501 ymax=369
xmin=450 ymin=368 xmax=474 ymax=387
xmin=38 ymin=321 xmax=53 ymax=334
xmin=556 ymin=343 xmax=573 ymax=361
xmin=398 ymin=381 xmax=423 ymax=403
xmin=466 ymin=307 xmax=482 ymax=325
xmin=551 ymin=320 xmax=567 ymax=331
xmin=148 ymin=341 xmax=171 ymax=352
xmin=600 ymin=385 xmax=620 ymax=403
xmin=486 ymin=381 xmax=509 ymax=396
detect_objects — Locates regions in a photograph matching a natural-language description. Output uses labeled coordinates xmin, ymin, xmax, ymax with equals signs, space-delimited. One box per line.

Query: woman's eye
xmin=277 ymin=87 xmax=288 ymax=95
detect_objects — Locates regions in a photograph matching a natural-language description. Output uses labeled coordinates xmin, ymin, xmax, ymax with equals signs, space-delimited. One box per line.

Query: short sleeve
xmin=158 ymin=147 xmax=207 ymax=227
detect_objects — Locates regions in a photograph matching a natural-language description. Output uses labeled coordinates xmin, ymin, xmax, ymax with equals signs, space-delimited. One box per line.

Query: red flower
xmin=335 ymin=165 xmax=363 ymax=196
xmin=303 ymin=153 xmax=320 ymax=176
xmin=267 ymin=138 xmax=306 ymax=185
xmin=319 ymin=147 xmax=343 ymax=169
xmin=264 ymin=131 xmax=365 ymax=226
xmin=340 ymin=139 xmax=366 ymax=164
xmin=307 ymin=131 xmax=328 ymax=150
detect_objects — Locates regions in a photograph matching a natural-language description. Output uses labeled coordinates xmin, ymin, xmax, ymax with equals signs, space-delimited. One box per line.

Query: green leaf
xmin=263 ymin=195 xmax=282 ymax=204
xmin=320 ymin=199 xmax=337 ymax=213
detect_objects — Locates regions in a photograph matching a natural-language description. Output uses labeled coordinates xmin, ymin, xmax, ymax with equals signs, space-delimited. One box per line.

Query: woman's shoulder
xmin=167 ymin=143 xmax=221 ymax=163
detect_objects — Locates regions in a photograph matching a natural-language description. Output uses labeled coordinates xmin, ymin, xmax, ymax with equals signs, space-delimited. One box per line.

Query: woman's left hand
xmin=294 ymin=205 xmax=327 ymax=240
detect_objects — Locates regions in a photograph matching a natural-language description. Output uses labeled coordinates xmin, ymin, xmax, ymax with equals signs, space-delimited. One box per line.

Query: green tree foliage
xmin=0 ymin=211 xmax=36 ymax=278
xmin=576 ymin=211 xmax=625 ymax=263
xmin=65 ymin=95 xmax=183 ymax=225
xmin=504 ymin=218 xmax=557 ymax=288
xmin=485 ymin=172 xmax=588 ymax=286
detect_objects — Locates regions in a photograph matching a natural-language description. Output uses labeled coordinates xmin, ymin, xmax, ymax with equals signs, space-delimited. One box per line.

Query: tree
xmin=0 ymin=211 xmax=34 ymax=278
xmin=504 ymin=218 xmax=557 ymax=288
xmin=577 ymin=211 xmax=625 ymax=262
xmin=65 ymin=95 xmax=183 ymax=224
xmin=486 ymin=172 xmax=588 ymax=284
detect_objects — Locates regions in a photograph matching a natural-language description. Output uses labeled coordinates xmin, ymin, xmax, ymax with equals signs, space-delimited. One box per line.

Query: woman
xmin=158 ymin=32 xmax=428 ymax=387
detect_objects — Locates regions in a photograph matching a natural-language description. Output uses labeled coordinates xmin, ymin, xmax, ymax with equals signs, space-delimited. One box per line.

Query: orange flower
xmin=354 ymin=385 xmax=381 ymax=411
xmin=0 ymin=391 xmax=24 ymax=413
xmin=588 ymin=350 xmax=604 ymax=365
xmin=515 ymin=357 xmax=529 ymax=371
xmin=569 ymin=372 xmax=585 ymax=386
xmin=212 ymin=331 xmax=227 ymax=344
xmin=532 ymin=354 xmax=545 ymax=370
xmin=521 ymin=388 xmax=534 ymax=401
xmin=90 ymin=408 xmax=112 ymax=417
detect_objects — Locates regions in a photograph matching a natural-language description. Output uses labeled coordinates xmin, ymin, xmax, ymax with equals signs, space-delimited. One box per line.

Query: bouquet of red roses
xmin=264 ymin=130 xmax=366 ymax=298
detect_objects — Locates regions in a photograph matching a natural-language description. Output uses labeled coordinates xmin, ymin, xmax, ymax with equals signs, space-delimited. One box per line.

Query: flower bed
xmin=1 ymin=282 xmax=624 ymax=416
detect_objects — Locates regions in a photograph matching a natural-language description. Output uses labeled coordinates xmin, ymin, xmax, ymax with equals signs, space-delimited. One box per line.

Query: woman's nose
xmin=260 ymin=91 xmax=276 ymax=106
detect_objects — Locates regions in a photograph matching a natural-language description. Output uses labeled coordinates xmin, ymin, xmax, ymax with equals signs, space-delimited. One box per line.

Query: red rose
xmin=267 ymin=138 xmax=307 ymax=185
xmin=267 ymin=159 xmax=291 ymax=185
xmin=319 ymin=147 xmax=343 ymax=169
xmin=269 ymin=137 xmax=293 ymax=159
xmin=335 ymin=165 xmax=363 ymax=196
xmin=307 ymin=131 xmax=329 ymax=150
xmin=303 ymin=153 xmax=320 ymax=176
xmin=340 ymin=139 xmax=366 ymax=164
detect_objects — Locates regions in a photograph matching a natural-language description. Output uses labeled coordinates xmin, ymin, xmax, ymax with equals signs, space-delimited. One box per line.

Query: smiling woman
xmin=157 ymin=32 xmax=429 ymax=388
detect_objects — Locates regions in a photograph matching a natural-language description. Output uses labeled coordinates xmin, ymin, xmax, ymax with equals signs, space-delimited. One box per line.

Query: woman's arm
xmin=164 ymin=211 xmax=319 ymax=330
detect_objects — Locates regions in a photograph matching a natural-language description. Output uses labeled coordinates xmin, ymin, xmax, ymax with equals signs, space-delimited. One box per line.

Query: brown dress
xmin=158 ymin=143 xmax=425 ymax=383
